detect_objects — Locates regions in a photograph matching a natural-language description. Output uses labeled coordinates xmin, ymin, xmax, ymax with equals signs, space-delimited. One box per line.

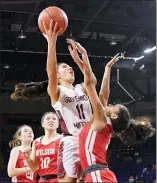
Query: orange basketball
xmin=38 ymin=6 xmax=68 ymax=35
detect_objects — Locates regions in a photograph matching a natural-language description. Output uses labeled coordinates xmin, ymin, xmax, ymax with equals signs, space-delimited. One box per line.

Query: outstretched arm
xmin=42 ymin=20 xmax=62 ymax=103
xmin=70 ymin=41 xmax=106 ymax=131
xmin=99 ymin=54 xmax=120 ymax=107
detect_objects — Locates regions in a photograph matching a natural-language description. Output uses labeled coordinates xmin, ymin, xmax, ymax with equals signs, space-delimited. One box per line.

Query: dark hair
xmin=9 ymin=125 xmax=31 ymax=148
xmin=11 ymin=81 xmax=48 ymax=101
xmin=111 ymin=105 xmax=131 ymax=133
xmin=10 ymin=63 xmax=68 ymax=101
xmin=112 ymin=106 xmax=155 ymax=145
xmin=57 ymin=62 xmax=66 ymax=70
xmin=41 ymin=112 xmax=59 ymax=124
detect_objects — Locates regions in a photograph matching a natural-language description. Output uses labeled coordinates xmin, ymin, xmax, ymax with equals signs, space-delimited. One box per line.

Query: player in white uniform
xmin=10 ymin=20 xmax=96 ymax=183
xmin=52 ymin=84 xmax=92 ymax=180
xmin=42 ymin=21 xmax=96 ymax=182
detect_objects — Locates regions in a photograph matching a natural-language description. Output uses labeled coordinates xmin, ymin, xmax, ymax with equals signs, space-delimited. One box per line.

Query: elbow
xmin=8 ymin=173 xmax=12 ymax=178
xmin=93 ymin=77 xmax=97 ymax=86
xmin=8 ymin=170 xmax=15 ymax=178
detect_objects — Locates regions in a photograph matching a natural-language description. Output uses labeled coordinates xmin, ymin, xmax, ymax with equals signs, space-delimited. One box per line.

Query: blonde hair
xmin=9 ymin=125 xmax=31 ymax=148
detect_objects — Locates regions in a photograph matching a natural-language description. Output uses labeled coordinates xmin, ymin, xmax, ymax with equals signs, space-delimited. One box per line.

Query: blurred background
xmin=0 ymin=0 xmax=156 ymax=182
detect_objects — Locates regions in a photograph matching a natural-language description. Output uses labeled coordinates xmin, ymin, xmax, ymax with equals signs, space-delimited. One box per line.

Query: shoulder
xmin=75 ymin=83 xmax=84 ymax=90
xmin=33 ymin=137 xmax=43 ymax=146
xmin=104 ymin=117 xmax=113 ymax=135
xmin=10 ymin=146 xmax=19 ymax=155
xmin=34 ymin=137 xmax=42 ymax=143
xmin=53 ymin=134 xmax=61 ymax=142
xmin=75 ymin=83 xmax=87 ymax=95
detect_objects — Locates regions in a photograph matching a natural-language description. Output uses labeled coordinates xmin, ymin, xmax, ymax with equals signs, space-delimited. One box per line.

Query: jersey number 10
xmin=40 ymin=157 xmax=50 ymax=169
xmin=76 ymin=104 xmax=85 ymax=119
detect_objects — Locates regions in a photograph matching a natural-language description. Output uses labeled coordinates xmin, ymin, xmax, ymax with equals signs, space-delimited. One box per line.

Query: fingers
xmin=66 ymin=39 xmax=77 ymax=50
xmin=66 ymin=39 xmax=86 ymax=54
xmin=42 ymin=21 xmax=48 ymax=34
xmin=53 ymin=22 xmax=58 ymax=33
xmin=66 ymin=38 xmax=74 ymax=45
xmin=56 ymin=28 xmax=63 ymax=35
xmin=68 ymin=42 xmax=79 ymax=57
xmin=113 ymin=53 xmax=120 ymax=58
xmin=23 ymin=149 xmax=31 ymax=154
xmin=68 ymin=45 xmax=83 ymax=65
xmin=42 ymin=20 xmax=62 ymax=36
xmin=49 ymin=19 xmax=53 ymax=32
xmin=111 ymin=53 xmax=121 ymax=63
xmin=74 ymin=42 xmax=86 ymax=54
xmin=23 ymin=147 xmax=32 ymax=153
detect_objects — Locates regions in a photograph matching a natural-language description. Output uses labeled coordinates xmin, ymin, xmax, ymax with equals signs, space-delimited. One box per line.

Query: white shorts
xmin=57 ymin=135 xmax=81 ymax=179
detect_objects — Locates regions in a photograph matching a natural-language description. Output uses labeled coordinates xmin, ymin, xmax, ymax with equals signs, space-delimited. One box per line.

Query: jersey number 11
xmin=76 ymin=104 xmax=85 ymax=119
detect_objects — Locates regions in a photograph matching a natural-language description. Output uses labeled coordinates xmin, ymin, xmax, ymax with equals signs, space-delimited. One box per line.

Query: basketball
xmin=38 ymin=6 xmax=68 ymax=35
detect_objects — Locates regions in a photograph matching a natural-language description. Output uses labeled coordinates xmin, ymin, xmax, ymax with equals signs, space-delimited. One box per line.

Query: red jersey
xmin=12 ymin=149 xmax=37 ymax=183
xmin=35 ymin=134 xmax=60 ymax=176
xmin=79 ymin=122 xmax=113 ymax=170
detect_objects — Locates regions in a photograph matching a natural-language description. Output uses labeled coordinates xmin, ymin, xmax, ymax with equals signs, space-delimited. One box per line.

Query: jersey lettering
xmin=74 ymin=122 xmax=86 ymax=129
xmin=76 ymin=104 xmax=85 ymax=119
xmin=36 ymin=148 xmax=55 ymax=156
xmin=52 ymin=85 xmax=92 ymax=135
xmin=64 ymin=94 xmax=88 ymax=103
xmin=23 ymin=160 xmax=28 ymax=166
xmin=40 ymin=157 xmax=50 ymax=169
xmin=26 ymin=172 xmax=34 ymax=180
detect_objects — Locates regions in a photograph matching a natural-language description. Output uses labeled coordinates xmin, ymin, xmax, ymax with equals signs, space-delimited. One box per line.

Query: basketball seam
xmin=45 ymin=8 xmax=66 ymax=33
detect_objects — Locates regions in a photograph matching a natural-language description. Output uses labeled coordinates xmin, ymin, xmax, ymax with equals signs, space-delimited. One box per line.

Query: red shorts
xmin=38 ymin=178 xmax=58 ymax=183
xmin=84 ymin=169 xmax=117 ymax=183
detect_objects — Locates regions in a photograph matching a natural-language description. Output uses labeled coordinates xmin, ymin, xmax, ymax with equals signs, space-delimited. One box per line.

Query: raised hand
xmin=42 ymin=20 xmax=62 ymax=46
xmin=67 ymin=39 xmax=90 ymax=72
xmin=67 ymin=39 xmax=84 ymax=71
xmin=106 ymin=53 xmax=121 ymax=68
xmin=23 ymin=147 xmax=32 ymax=160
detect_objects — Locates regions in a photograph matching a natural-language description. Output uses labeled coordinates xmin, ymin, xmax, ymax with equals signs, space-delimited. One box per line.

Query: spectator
xmin=128 ymin=175 xmax=135 ymax=183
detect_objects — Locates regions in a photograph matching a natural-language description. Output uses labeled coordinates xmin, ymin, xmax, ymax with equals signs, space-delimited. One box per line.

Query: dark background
xmin=0 ymin=0 xmax=156 ymax=182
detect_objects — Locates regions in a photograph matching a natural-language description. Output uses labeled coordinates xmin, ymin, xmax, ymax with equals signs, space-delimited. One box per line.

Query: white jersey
xmin=52 ymin=84 xmax=92 ymax=136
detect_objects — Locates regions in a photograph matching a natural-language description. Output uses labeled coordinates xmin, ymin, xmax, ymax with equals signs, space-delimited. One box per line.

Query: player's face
xmin=57 ymin=63 xmax=75 ymax=83
xmin=19 ymin=126 xmax=34 ymax=143
xmin=105 ymin=104 xmax=121 ymax=120
xmin=42 ymin=113 xmax=59 ymax=130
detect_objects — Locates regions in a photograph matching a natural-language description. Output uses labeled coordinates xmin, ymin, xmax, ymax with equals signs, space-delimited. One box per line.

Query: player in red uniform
xmin=70 ymin=40 xmax=155 ymax=183
xmin=7 ymin=125 xmax=37 ymax=182
xmin=23 ymin=112 xmax=60 ymax=183
xmin=10 ymin=22 xmax=96 ymax=183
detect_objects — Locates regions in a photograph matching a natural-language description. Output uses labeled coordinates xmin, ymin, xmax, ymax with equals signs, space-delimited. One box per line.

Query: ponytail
xmin=9 ymin=139 xmax=21 ymax=149
xmin=11 ymin=80 xmax=48 ymax=101
xmin=10 ymin=63 xmax=70 ymax=101
xmin=116 ymin=117 xmax=155 ymax=145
